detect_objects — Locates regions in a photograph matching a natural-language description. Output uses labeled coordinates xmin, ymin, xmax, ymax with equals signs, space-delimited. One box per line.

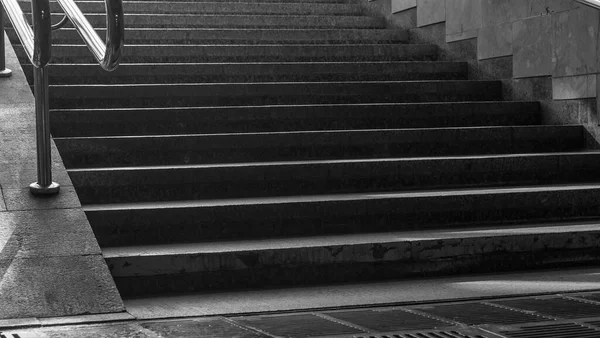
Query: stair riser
xmin=22 ymin=63 xmax=467 ymax=84
xmin=55 ymin=126 xmax=582 ymax=168
xmin=50 ymin=102 xmax=541 ymax=137
xmin=14 ymin=45 xmax=437 ymax=63
xmin=89 ymin=188 xmax=600 ymax=246
xmin=20 ymin=2 xmax=364 ymax=15
xmin=47 ymin=81 xmax=502 ymax=109
xmin=43 ymin=13 xmax=385 ymax=28
xmin=21 ymin=28 xmax=408 ymax=45
xmin=107 ymin=230 xmax=600 ymax=296
xmin=70 ymin=154 xmax=600 ymax=204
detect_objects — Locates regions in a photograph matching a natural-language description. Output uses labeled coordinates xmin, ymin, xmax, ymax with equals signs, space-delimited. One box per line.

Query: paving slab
xmin=0 ymin=32 xmax=124 ymax=319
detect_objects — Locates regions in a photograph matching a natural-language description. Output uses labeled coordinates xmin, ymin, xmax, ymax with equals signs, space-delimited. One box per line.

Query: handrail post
xmin=0 ymin=7 xmax=13 ymax=77
xmin=29 ymin=65 xmax=59 ymax=195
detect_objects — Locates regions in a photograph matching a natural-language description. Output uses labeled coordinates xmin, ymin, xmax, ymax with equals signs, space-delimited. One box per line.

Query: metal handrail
xmin=0 ymin=0 xmax=124 ymax=195
xmin=576 ymin=0 xmax=600 ymax=9
xmin=56 ymin=0 xmax=124 ymax=71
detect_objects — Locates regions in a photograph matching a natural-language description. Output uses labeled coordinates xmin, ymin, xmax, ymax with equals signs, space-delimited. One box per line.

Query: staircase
xmin=7 ymin=0 xmax=600 ymax=299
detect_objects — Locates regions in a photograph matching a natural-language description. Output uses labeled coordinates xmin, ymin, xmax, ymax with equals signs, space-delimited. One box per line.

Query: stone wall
xmin=370 ymin=0 xmax=600 ymax=143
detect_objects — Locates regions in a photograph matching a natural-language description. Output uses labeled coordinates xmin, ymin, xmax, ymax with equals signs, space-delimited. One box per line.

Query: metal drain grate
xmin=496 ymin=322 xmax=600 ymax=338
xmin=492 ymin=297 xmax=600 ymax=319
xmin=235 ymin=313 xmax=364 ymax=337
xmin=345 ymin=329 xmax=490 ymax=338
xmin=411 ymin=302 xmax=547 ymax=325
xmin=325 ymin=309 xmax=451 ymax=331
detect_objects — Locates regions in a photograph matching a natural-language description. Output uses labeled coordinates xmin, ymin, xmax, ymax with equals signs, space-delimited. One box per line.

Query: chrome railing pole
xmin=0 ymin=7 xmax=12 ymax=77
xmin=29 ymin=66 xmax=59 ymax=195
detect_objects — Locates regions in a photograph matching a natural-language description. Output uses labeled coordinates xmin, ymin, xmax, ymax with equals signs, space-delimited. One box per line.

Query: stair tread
xmin=54 ymin=124 xmax=578 ymax=140
xmin=49 ymin=79 xmax=497 ymax=86
xmin=123 ymin=266 xmax=600 ymax=317
xmin=67 ymin=151 xmax=600 ymax=172
xmin=102 ymin=220 xmax=600 ymax=258
xmin=50 ymin=100 xmax=541 ymax=111
xmin=83 ymin=183 xmax=600 ymax=211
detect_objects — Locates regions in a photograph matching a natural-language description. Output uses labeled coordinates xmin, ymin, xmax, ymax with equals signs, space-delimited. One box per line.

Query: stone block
xmin=478 ymin=22 xmax=512 ymax=60
xmin=553 ymin=74 xmax=597 ymax=100
xmin=417 ymin=0 xmax=445 ymax=27
xmin=3 ymin=186 xmax=81 ymax=211
xmin=513 ymin=15 xmax=553 ymax=78
xmin=514 ymin=0 xmax=579 ymax=19
xmin=391 ymin=0 xmax=416 ymax=13
xmin=446 ymin=0 xmax=482 ymax=42
xmin=0 ymin=209 xmax=100 ymax=259
xmin=0 ymin=255 xmax=124 ymax=318
xmin=552 ymin=6 xmax=599 ymax=77
xmin=481 ymin=0 xmax=518 ymax=26
xmin=391 ymin=8 xmax=417 ymax=30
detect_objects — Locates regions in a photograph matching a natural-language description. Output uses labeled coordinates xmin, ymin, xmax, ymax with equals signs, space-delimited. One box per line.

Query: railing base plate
xmin=0 ymin=68 xmax=12 ymax=77
xmin=30 ymin=182 xmax=60 ymax=195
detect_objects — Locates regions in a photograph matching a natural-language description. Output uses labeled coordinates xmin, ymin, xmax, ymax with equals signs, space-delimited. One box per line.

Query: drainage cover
xmin=328 ymin=329 xmax=491 ymax=338
xmin=411 ymin=302 xmax=547 ymax=325
xmin=325 ymin=309 xmax=451 ymax=331
xmin=235 ymin=313 xmax=364 ymax=337
xmin=492 ymin=297 xmax=600 ymax=319
xmin=495 ymin=322 xmax=600 ymax=338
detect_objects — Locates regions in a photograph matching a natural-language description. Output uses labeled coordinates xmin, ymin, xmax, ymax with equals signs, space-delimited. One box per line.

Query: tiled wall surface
xmin=391 ymin=0 xmax=600 ymax=101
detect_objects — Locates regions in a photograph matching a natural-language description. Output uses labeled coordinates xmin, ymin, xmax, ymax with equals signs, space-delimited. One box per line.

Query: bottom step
xmin=105 ymin=220 xmax=600 ymax=297
xmin=123 ymin=265 xmax=600 ymax=319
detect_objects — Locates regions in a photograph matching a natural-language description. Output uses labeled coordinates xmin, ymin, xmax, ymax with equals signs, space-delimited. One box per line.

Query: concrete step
xmin=15 ymin=43 xmax=436 ymax=63
xmin=102 ymin=220 xmax=600 ymax=296
xmin=122 ymin=266 xmax=600 ymax=317
xmin=49 ymin=102 xmax=541 ymax=137
xmin=21 ymin=1 xmax=365 ymax=15
xmin=48 ymin=80 xmax=501 ymax=109
xmin=68 ymin=152 xmax=600 ymax=205
xmin=23 ymin=61 xmax=467 ymax=84
xmin=47 ymin=13 xmax=385 ymax=28
xmin=86 ymin=184 xmax=600 ymax=247
xmin=55 ymin=125 xmax=582 ymax=168
xmin=36 ymin=28 xmax=408 ymax=44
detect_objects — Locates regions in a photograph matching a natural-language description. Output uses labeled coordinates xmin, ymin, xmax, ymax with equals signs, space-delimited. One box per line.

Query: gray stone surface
xmin=552 ymin=74 xmax=597 ymax=100
xmin=0 ymin=209 xmax=100 ymax=258
xmin=445 ymin=0 xmax=481 ymax=42
xmin=3 ymin=187 xmax=81 ymax=211
xmin=512 ymin=15 xmax=552 ymax=78
xmin=552 ymin=6 xmax=598 ymax=77
xmin=391 ymin=0 xmax=415 ymax=13
xmin=416 ymin=0 xmax=444 ymax=27
xmin=0 ymin=255 xmax=123 ymax=319
xmin=477 ymin=22 xmax=511 ymax=60
xmin=0 ymin=32 xmax=124 ymax=319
